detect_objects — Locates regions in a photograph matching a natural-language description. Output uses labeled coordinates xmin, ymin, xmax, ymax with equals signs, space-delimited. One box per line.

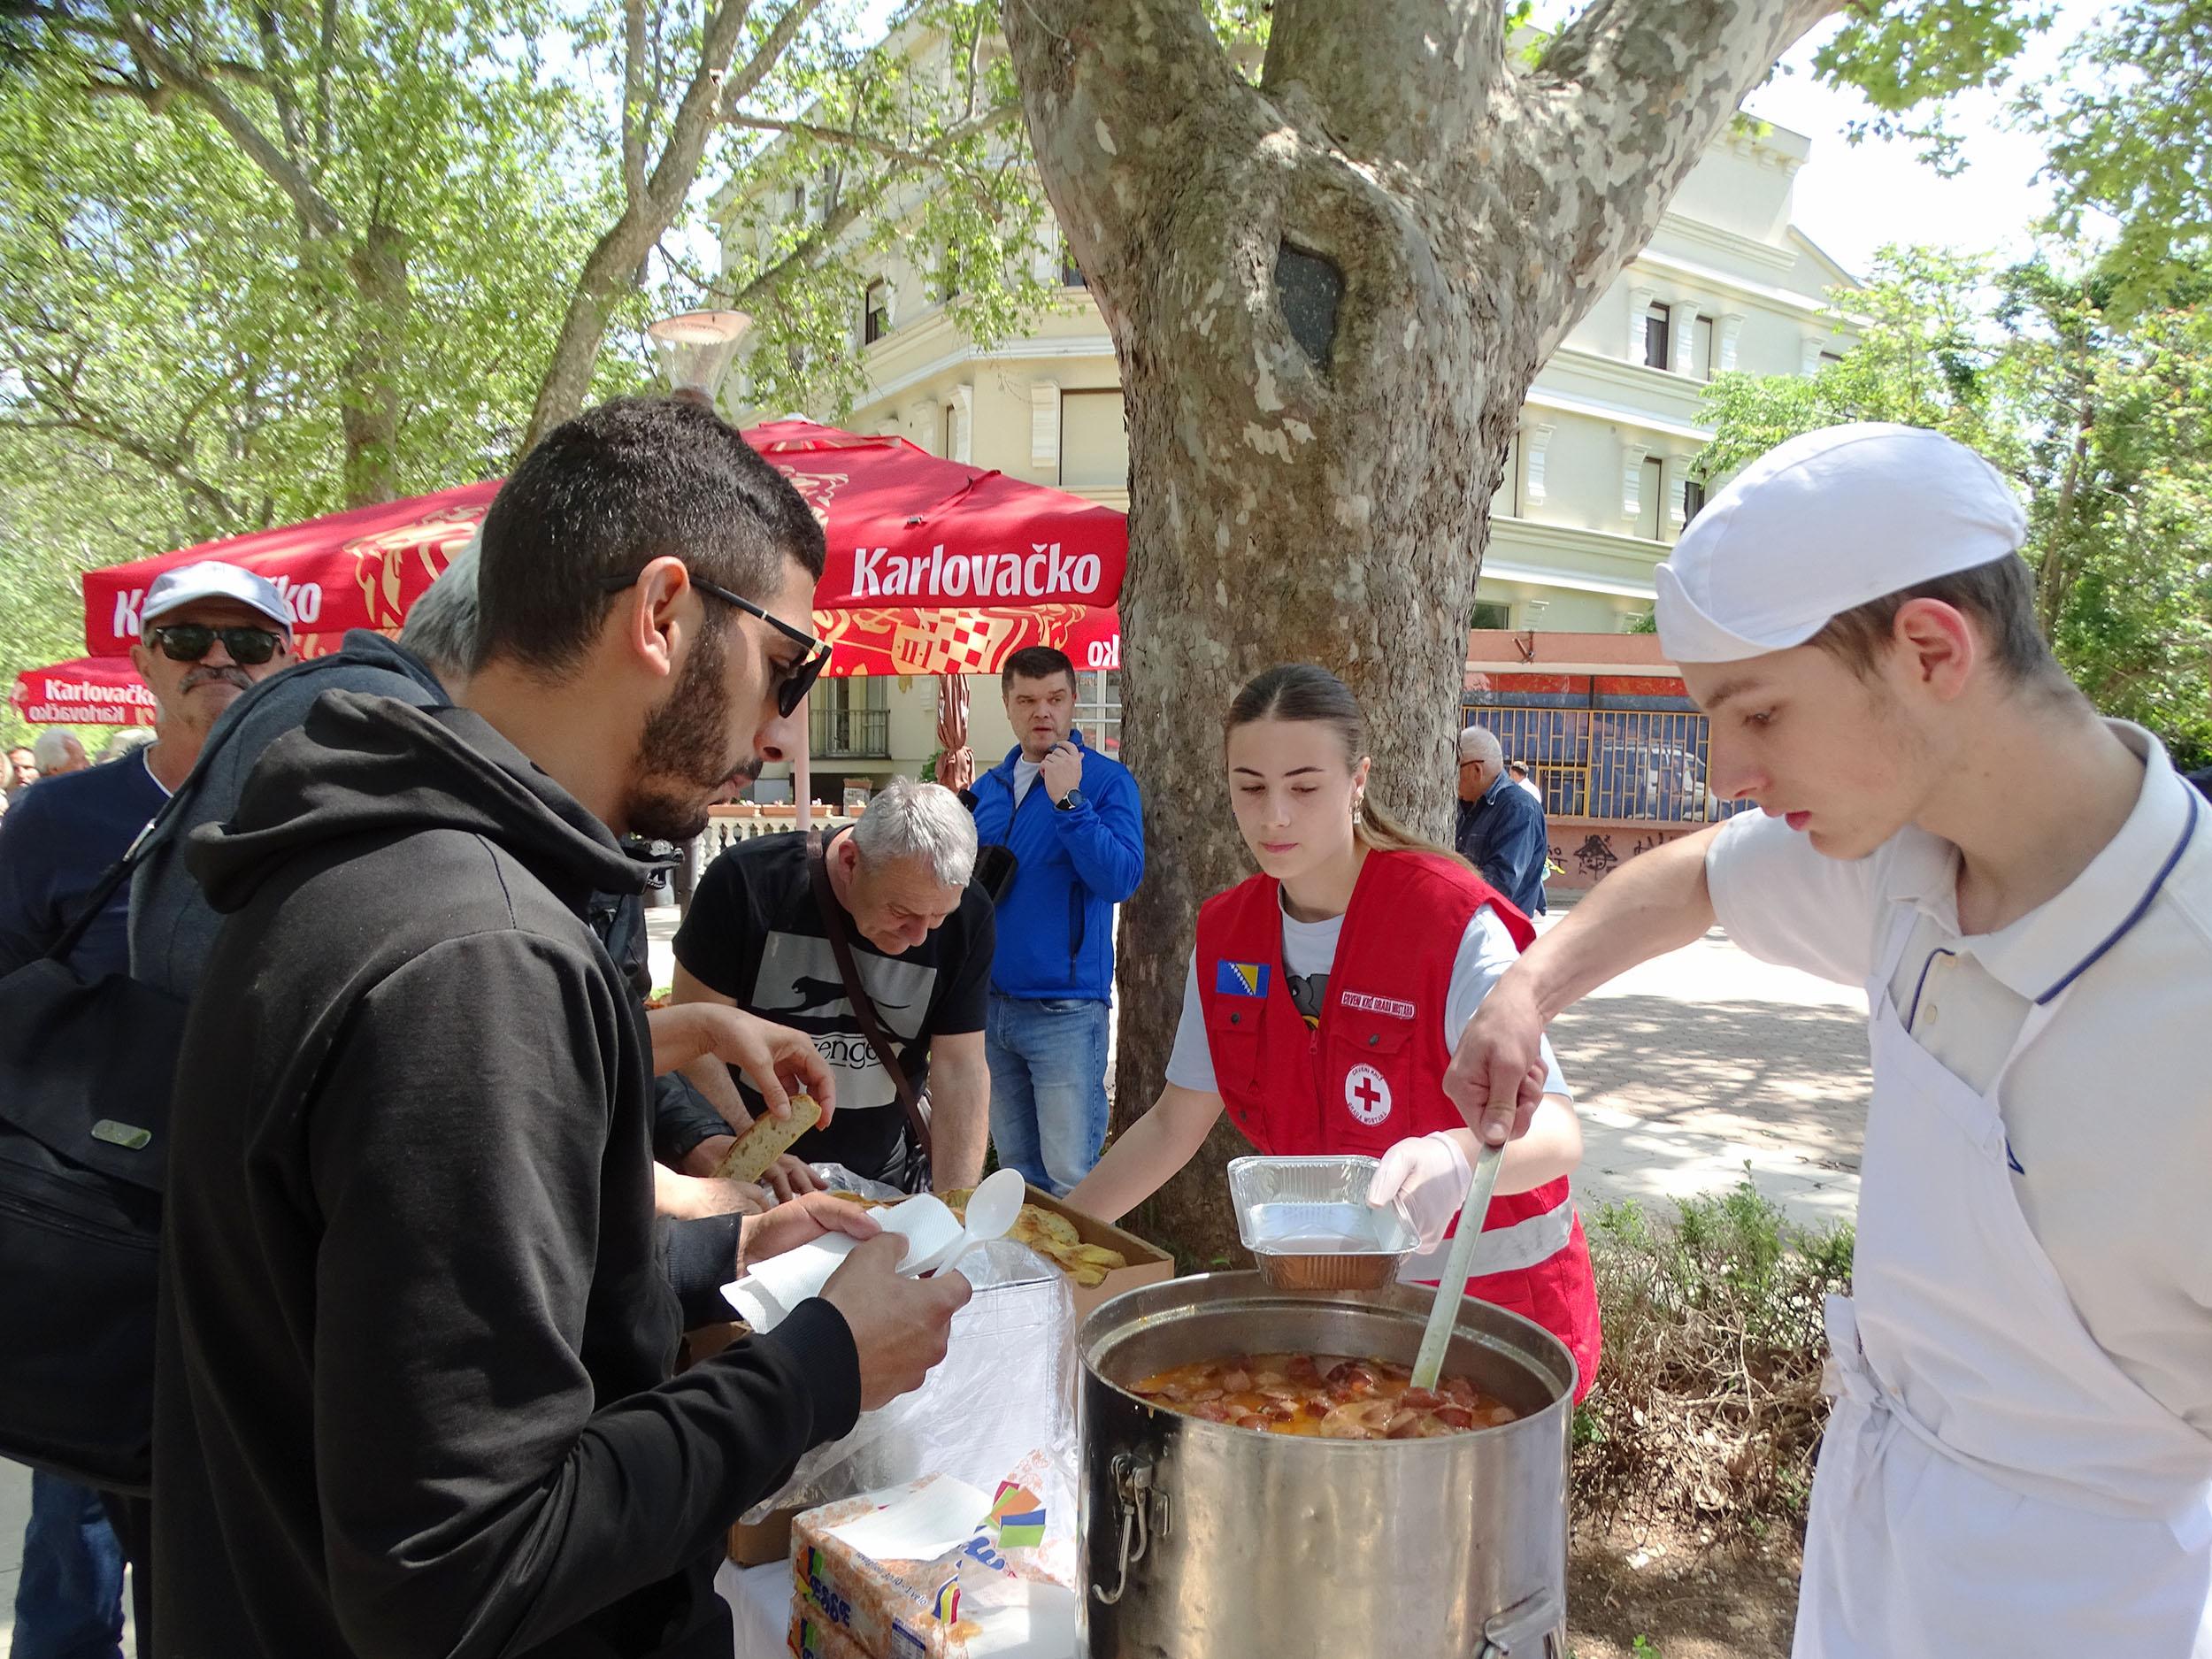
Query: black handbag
xmin=0 ymin=835 xmax=187 ymax=1494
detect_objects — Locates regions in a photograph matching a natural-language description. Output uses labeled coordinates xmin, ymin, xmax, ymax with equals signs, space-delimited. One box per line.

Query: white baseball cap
xmin=1654 ymin=423 xmax=2026 ymax=665
xmin=142 ymin=560 xmax=294 ymax=637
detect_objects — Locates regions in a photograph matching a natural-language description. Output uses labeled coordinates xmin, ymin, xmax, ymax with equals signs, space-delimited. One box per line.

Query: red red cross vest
xmin=1194 ymin=849 xmax=1601 ymax=1400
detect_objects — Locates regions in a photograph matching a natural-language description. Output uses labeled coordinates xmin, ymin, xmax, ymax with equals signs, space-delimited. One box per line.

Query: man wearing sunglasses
xmin=152 ymin=398 xmax=967 ymax=1659
xmin=0 ymin=557 xmax=293 ymax=1659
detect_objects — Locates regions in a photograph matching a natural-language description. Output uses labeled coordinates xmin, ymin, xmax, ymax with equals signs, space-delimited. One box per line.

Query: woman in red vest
xmin=1064 ymin=664 xmax=1601 ymax=1395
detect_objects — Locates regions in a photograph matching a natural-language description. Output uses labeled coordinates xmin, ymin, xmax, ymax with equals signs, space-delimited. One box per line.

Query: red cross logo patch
xmin=1345 ymin=1063 xmax=1393 ymax=1127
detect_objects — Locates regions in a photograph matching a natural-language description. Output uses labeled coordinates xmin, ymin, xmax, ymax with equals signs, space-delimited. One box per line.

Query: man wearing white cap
xmin=0 ymin=558 xmax=294 ymax=1649
xmin=1437 ymin=423 xmax=2212 ymax=1655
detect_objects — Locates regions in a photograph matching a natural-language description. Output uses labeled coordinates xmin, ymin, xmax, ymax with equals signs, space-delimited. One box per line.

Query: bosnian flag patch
xmin=1215 ymin=960 xmax=1270 ymax=997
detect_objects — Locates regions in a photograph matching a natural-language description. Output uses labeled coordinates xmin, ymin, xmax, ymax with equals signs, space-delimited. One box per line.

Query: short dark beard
xmin=624 ymin=620 xmax=746 ymax=842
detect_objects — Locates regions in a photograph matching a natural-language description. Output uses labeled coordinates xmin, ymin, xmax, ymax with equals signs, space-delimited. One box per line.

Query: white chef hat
xmin=1654 ymin=423 xmax=2027 ymax=665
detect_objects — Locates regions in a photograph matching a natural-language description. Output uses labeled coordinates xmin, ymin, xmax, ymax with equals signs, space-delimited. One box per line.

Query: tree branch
xmin=314 ymin=0 xmax=338 ymax=160
xmin=634 ymin=0 xmax=757 ymax=216
xmin=1263 ymin=0 xmax=1505 ymax=164
xmin=717 ymin=0 xmax=827 ymax=115
xmin=722 ymin=104 xmax=1020 ymax=169
xmin=1509 ymin=0 xmax=1841 ymax=354
xmin=725 ymin=164 xmax=899 ymax=313
xmin=621 ymin=0 xmax=649 ymax=204
xmin=112 ymin=11 xmax=346 ymax=239
xmin=0 ymin=412 xmax=242 ymax=524
xmin=251 ymin=4 xmax=308 ymax=166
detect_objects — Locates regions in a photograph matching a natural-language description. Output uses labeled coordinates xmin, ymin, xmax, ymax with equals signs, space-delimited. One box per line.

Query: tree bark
xmin=2037 ymin=388 xmax=2097 ymax=634
xmin=340 ymin=221 xmax=408 ymax=506
xmin=1002 ymin=0 xmax=1838 ymax=1263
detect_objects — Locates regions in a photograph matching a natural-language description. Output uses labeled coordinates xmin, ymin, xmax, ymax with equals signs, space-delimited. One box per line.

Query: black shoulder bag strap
xmin=45 ymin=778 xmax=187 ymax=971
xmin=807 ymin=829 xmax=933 ymax=1172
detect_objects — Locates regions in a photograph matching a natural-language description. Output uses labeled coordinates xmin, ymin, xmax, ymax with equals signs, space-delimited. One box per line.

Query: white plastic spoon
xmin=1409 ymin=1141 xmax=1506 ymax=1394
xmin=926 ymin=1166 xmax=1027 ymax=1275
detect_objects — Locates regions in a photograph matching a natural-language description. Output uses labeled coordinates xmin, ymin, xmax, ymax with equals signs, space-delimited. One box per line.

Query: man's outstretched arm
xmin=1448 ymin=824 xmax=1723 ymax=1147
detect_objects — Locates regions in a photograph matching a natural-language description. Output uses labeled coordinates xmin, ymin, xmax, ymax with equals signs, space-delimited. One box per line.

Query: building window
xmin=1642 ymin=304 xmax=1671 ymax=370
xmin=1074 ymin=670 xmax=1120 ymax=757
xmin=1060 ymin=241 xmax=1086 ymax=288
xmin=811 ymin=679 xmax=889 ymax=758
xmin=1471 ymin=600 xmax=1513 ymax=631
xmin=789 ymin=181 xmax=808 ymax=219
xmin=864 ymin=280 xmax=889 ymax=345
xmin=1638 ymin=455 xmax=1664 ymax=541
xmin=1683 ymin=479 xmax=1708 ymax=524
xmin=1694 ymin=315 xmax=1716 ymax=380
xmin=1057 ymin=389 xmax=1128 ymax=489
xmin=1818 ymin=350 xmax=1845 ymax=367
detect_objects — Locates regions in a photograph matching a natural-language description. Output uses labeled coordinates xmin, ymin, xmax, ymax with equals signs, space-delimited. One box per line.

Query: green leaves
xmin=2027 ymin=2 xmax=2212 ymax=311
xmin=1695 ymin=245 xmax=2212 ymax=769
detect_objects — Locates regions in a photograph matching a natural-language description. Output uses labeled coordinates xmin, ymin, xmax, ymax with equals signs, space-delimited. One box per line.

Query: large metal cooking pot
xmin=1079 ymin=1272 xmax=1575 ymax=1658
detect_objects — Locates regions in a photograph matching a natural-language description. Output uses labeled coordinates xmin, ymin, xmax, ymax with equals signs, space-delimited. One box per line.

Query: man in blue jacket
xmin=969 ymin=647 xmax=1144 ymax=1194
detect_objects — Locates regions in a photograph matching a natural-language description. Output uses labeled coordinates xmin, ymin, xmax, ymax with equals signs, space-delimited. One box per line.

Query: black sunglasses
xmin=597 ymin=571 xmax=831 ymax=718
xmin=149 ymin=624 xmax=284 ymax=666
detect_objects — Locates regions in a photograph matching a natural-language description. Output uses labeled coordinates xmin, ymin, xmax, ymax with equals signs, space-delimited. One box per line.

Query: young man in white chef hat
xmin=1434 ymin=422 xmax=2211 ymax=1656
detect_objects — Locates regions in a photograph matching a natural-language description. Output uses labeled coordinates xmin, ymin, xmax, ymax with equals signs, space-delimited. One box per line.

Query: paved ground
xmin=1541 ymin=910 xmax=1870 ymax=1231
xmin=0 ymin=902 xmax=1864 ymax=1650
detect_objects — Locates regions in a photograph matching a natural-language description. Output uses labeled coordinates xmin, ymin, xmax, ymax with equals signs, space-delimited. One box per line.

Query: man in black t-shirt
xmin=673 ymin=777 xmax=995 ymax=1192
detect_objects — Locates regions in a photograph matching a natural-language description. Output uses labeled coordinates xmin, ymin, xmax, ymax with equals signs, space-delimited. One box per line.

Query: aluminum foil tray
xmin=1227 ymin=1156 xmax=1418 ymax=1291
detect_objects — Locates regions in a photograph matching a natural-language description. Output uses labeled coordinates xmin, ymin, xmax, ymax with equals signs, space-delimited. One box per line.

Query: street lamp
xmin=647 ymin=308 xmax=751 ymax=408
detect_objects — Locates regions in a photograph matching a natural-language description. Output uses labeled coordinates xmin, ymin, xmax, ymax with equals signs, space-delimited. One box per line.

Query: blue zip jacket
xmin=970 ymin=732 xmax=1144 ymax=1001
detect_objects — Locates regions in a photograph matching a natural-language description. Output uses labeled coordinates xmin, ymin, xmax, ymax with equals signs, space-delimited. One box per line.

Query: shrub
xmin=1571 ymin=1175 xmax=1854 ymax=1535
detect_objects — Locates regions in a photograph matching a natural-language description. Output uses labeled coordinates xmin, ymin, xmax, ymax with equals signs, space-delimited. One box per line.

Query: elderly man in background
xmin=1455 ymin=724 xmax=1549 ymax=918
xmin=30 ymin=730 xmax=88 ymax=780
xmin=0 ymin=558 xmax=296 ymax=1659
xmin=674 ymin=775 xmax=995 ymax=1194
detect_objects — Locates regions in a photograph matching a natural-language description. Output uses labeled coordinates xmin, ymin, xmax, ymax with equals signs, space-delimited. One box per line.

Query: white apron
xmin=1795 ymin=904 xmax=2212 ymax=1658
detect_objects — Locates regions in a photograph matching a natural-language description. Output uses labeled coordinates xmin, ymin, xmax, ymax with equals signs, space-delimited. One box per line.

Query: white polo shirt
xmin=1705 ymin=722 xmax=2212 ymax=1432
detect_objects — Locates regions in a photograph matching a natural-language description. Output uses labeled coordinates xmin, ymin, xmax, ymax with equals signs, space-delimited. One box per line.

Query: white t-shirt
xmin=1164 ymin=898 xmax=1569 ymax=1097
xmin=1011 ymin=757 xmax=1043 ymax=808
xmin=1704 ymin=721 xmax=2212 ymax=1432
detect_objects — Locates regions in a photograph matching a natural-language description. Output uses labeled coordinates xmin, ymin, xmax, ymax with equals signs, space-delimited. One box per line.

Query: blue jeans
xmin=11 ymin=1471 xmax=125 ymax=1659
xmin=986 ymin=994 xmax=1110 ymax=1196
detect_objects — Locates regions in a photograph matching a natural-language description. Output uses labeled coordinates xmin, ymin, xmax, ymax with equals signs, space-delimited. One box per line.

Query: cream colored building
xmin=715 ymin=99 xmax=1855 ymax=799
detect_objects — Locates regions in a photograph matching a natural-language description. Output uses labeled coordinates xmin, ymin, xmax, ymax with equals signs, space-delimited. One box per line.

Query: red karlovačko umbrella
xmin=741 ymin=418 xmax=1125 ymax=613
xmin=79 ymin=481 xmax=499 ymax=659
xmin=10 ymin=656 xmax=158 ymax=728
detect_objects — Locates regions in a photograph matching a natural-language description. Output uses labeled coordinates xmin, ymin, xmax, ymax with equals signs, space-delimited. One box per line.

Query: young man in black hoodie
xmin=151 ymin=398 xmax=970 ymax=1659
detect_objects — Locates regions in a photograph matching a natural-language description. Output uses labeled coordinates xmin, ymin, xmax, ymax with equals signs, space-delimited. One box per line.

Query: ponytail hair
xmin=1225 ymin=664 xmax=1471 ymax=869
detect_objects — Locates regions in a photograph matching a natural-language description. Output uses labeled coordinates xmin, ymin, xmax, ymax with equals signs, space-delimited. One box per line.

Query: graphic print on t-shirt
xmin=751 ymin=930 xmax=937 ymax=1114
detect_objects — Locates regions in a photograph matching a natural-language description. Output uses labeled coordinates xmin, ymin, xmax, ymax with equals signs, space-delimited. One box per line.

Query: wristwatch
xmin=1056 ymin=787 xmax=1084 ymax=812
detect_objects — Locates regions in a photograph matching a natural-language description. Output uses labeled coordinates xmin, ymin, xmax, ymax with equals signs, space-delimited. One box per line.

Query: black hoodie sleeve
xmin=302 ymin=930 xmax=859 ymax=1659
xmin=651 ymin=1070 xmax=734 ymax=1168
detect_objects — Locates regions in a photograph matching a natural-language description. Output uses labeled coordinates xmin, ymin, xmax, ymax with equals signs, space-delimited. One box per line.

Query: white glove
xmin=1367 ymin=1133 xmax=1473 ymax=1251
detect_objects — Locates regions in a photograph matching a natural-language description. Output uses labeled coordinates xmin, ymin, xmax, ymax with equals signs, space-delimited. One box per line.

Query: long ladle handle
xmin=1409 ymin=1141 xmax=1505 ymax=1393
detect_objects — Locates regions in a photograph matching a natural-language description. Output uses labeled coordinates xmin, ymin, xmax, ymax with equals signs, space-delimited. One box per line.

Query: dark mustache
xmin=181 ymin=664 xmax=253 ymax=695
